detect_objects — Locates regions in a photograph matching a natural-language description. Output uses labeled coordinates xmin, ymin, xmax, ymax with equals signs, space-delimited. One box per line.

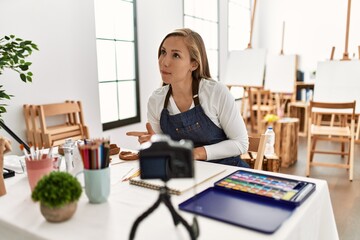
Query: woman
xmin=127 ymin=28 xmax=249 ymax=167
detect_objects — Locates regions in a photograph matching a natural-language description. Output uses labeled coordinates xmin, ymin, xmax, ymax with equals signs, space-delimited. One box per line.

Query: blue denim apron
xmin=159 ymin=80 xmax=249 ymax=168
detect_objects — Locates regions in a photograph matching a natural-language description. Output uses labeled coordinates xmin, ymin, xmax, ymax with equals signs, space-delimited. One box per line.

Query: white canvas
xmin=314 ymin=60 xmax=360 ymax=113
xmin=224 ymin=49 xmax=267 ymax=87
xmin=264 ymin=54 xmax=297 ymax=93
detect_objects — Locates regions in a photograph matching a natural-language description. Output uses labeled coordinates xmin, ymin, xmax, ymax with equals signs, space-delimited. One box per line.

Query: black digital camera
xmin=139 ymin=134 xmax=194 ymax=181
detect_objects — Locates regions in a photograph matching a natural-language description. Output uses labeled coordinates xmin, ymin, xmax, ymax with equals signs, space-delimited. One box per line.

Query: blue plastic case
xmin=178 ymin=170 xmax=316 ymax=234
xmin=179 ymin=187 xmax=296 ymax=234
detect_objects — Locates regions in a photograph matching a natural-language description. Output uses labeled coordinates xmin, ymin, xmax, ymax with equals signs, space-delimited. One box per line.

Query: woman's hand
xmin=193 ymin=146 xmax=207 ymax=161
xmin=126 ymin=122 xmax=155 ymax=144
xmin=0 ymin=137 xmax=12 ymax=154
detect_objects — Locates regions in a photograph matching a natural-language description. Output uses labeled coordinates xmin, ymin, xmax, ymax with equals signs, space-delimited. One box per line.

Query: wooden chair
xmin=306 ymin=101 xmax=356 ymax=181
xmin=23 ymin=104 xmax=35 ymax=145
xmin=23 ymin=104 xmax=43 ymax=146
xmin=23 ymin=100 xmax=89 ymax=148
xmin=241 ymin=134 xmax=268 ymax=170
xmin=249 ymin=88 xmax=277 ymax=134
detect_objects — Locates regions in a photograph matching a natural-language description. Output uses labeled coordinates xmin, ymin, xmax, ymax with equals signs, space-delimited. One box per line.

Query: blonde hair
xmin=158 ymin=28 xmax=211 ymax=82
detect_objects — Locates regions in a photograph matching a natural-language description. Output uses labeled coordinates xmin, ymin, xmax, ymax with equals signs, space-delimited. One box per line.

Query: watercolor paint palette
xmin=214 ymin=170 xmax=316 ymax=206
xmin=179 ymin=170 xmax=316 ymax=233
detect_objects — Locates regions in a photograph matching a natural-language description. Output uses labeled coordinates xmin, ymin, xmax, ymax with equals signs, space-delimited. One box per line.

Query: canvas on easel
xmin=314 ymin=61 xmax=360 ymax=108
xmin=263 ymin=54 xmax=297 ymax=119
xmin=224 ymin=49 xmax=267 ymax=133
xmin=314 ymin=60 xmax=360 ymax=139
xmin=314 ymin=60 xmax=360 ymax=113
xmin=264 ymin=54 xmax=297 ymax=94
xmin=224 ymin=49 xmax=267 ymax=87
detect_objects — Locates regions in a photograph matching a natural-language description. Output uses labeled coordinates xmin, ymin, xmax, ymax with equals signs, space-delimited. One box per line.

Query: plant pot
xmin=40 ymin=201 xmax=77 ymax=222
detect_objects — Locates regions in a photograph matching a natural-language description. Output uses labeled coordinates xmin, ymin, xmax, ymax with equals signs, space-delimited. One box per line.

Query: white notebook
xmin=129 ymin=161 xmax=226 ymax=195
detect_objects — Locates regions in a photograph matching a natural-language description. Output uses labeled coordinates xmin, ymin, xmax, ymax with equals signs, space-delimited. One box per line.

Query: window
xmin=184 ymin=0 xmax=219 ymax=80
xmin=94 ymin=0 xmax=140 ymax=130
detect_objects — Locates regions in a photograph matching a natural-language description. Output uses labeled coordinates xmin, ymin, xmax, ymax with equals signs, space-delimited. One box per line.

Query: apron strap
xmin=163 ymin=80 xmax=200 ymax=108
xmin=192 ymin=79 xmax=200 ymax=106
xmin=164 ymin=85 xmax=172 ymax=108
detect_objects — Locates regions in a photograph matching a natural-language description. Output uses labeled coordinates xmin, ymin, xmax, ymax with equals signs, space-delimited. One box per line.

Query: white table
xmin=0 ymin=156 xmax=338 ymax=240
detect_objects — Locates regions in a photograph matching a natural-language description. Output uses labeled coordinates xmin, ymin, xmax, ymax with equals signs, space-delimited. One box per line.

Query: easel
xmin=280 ymin=21 xmax=285 ymax=56
xmin=263 ymin=21 xmax=297 ymax=128
xmin=320 ymin=0 xmax=360 ymax=141
xmin=129 ymin=184 xmax=199 ymax=240
xmin=227 ymin=0 xmax=266 ymax=133
xmin=247 ymin=0 xmax=257 ymax=49
xmin=307 ymin=0 xmax=358 ymax=178
xmin=341 ymin=0 xmax=352 ymax=61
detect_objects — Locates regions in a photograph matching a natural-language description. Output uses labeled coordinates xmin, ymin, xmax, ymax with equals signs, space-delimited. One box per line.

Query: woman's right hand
xmin=126 ymin=122 xmax=155 ymax=144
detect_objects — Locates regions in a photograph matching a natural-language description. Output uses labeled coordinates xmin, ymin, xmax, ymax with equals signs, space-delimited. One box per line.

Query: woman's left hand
xmin=126 ymin=122 xmax=155 ymax=144
xmin=193 ymin=146 xmax=207 ymax=161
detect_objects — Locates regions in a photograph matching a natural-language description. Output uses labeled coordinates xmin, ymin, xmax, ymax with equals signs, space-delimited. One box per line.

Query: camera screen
xmin=140 ymin=156 xmax=170 ymax=180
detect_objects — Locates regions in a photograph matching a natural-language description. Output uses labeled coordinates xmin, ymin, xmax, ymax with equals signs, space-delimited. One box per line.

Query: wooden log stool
xmin=273 ymin=118 xmax=299 ymax=168
xmin=287 ymin=101 xmax=309 ymax=137
xmin=241 ymin=153 xmax=281 ymax=172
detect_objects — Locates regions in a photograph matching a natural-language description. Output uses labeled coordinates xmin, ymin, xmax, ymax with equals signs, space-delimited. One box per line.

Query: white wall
xmin=254 ymin=0 xmax=360 ymax=80
xmin=0 ymin=0 xmax=102 ymax=154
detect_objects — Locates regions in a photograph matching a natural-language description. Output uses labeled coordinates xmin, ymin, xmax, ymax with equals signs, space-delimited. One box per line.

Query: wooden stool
xmin=241 ymin=153 xmax=281 ymax=172
xmin=274 ymin=118 xmax=299 ymax=168
xmin=287 ymin=101 xmax=309 ymax=137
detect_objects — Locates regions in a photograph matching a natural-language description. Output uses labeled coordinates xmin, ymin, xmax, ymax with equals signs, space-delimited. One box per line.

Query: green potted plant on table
xmin=31 ymin=171 xmax=82 ymax=222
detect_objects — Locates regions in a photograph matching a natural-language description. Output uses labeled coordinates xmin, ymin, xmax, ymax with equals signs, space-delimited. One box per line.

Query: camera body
xmin=139 ymin=134 xmax=194 ymax=181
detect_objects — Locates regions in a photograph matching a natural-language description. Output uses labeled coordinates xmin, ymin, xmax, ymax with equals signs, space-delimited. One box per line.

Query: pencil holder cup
xmin=76 ymin=167 xmax=110 ymax=204
xmin=25 ymin=158 xmax=53 ymax=192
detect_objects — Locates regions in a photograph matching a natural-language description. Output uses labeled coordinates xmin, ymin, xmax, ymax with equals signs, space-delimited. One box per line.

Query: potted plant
xmin=31 ymin=171 xmax=82 ymax=222
xmin=0 ymin=35 xmax=38 ymax=118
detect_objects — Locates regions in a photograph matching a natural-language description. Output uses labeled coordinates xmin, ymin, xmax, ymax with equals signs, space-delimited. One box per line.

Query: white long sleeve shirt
xmin=147 ymin=79 xmax=249 ymax=160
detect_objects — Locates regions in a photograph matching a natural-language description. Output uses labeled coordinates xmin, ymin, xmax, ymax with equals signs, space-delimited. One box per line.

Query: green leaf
xmin=26 ymin=76 xmax=32 ymax=82
xmin=0 ymin=92 xmax=12 ymax=99
xmin=31 ymin=44 xmax=39 ymax=50
xmin=20 ymin=73 xmax=26 ymax=81
xmin=13 ymin=55 xmax=18 ymax=64
xmin=19 ymin=65 xmax=29 ymax=71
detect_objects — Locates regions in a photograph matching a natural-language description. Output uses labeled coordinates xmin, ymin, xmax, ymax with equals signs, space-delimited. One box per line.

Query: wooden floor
xmin=280 ymin=136 xmax=360 ymax=240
